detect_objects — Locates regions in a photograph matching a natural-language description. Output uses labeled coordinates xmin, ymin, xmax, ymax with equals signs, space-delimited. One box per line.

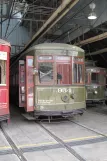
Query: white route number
xmin=58 ymin=88 xmax=74 ymax=93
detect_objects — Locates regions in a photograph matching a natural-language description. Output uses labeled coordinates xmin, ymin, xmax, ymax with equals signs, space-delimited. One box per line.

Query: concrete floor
xmin=0 ymin=154 xmax=20 ymax=161
xmin=0 ymin=105 xmax=107 ymax=161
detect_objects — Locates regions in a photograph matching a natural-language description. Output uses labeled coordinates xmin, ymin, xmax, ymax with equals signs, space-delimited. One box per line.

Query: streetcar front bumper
xmin=34 ymin=108 xmax=85 ymax=117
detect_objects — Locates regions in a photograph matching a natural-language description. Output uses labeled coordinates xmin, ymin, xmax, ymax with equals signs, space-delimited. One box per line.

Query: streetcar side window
xmin=99 ymin=73 xmax=106 ymax=85
xmin=85 ymin=72 xmax=88 ymax=84
xmin=73 ymin=64 xmax=83 ymax=83
xmin=38 ymin=62 xmax=53 ymax=83
xmin=20 ymin=65 xmax=25 ymax=83
xmin=91 ymin=73 xmax=99 ymax=83
xmin=0 ymin=60 xmax=6 ymax=84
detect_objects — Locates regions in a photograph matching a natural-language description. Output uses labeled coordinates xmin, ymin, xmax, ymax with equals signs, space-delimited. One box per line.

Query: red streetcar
xmin=0 ymin=39 xmax=10 ymax=121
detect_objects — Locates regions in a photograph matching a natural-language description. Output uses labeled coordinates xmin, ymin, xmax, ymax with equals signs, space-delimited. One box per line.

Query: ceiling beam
xmin=96 ymin=27 xmax=107 ymax=32
xmin=24 ymin=0 xmax=79 ymax=49
xmin=86 ymin=48 xmax=107 ymax=56
xmin=10 ymin=0 xmax=79 ymax=68
xmin=0 ymin=16 xmax=45 ymax=22
xmin=75 ymin=32 xmax=107 ymax=46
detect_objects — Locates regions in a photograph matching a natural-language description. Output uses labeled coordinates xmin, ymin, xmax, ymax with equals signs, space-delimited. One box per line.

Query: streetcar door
xmin=25 ymin=56 xmax=34 ymax=112
xmin=57 ymin=63 xmax=71 ymax=84
xmin=19 ymin=60 xmax=25 ymax=107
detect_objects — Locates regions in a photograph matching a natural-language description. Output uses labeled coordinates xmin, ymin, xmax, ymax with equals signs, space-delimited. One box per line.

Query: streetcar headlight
xmin=93 ymin=86 xmax=97 ymax=88
xmin=94 ymin=91 xmax=98 ymax=94
xmin=40 ymin=106 xmax=44 ymax=110
xmin=21 ymin=86 xmax=25 ymax=94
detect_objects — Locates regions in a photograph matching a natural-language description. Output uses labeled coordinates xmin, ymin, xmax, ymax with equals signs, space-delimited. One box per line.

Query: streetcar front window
xmin=91 ymin=72 xmax=105 ymax=84
xmin=38 ymin=62 xmax=53 ymax=83
xmin=91 ymin=73 xmax=99 ymax=83
xmin=99 ymin=74 xmax=105 ymax=84
xmin=73 ymin=64 xmax=84 ymax=84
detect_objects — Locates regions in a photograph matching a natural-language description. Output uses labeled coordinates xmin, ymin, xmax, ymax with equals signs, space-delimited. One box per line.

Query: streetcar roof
xmin=25 ymin=43 xmax=84 ymax=53
xmin=0 ymin=39 xmax=11 ymax=47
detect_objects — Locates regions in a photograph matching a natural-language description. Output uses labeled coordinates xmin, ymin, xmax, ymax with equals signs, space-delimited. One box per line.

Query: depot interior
xmin=0 ymin=1 xmax=107 ymax=160
xmin=0 ymin=0 xmax=107 ymax=106
xmin=0 ymin=1 xmax=102 ymax=67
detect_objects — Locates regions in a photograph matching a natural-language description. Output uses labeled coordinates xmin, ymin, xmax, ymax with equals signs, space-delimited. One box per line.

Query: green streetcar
xmin=10 ymin=43 xmax=86 ymax=119
xmin=85 ymin=61 xmax=106 ymax=105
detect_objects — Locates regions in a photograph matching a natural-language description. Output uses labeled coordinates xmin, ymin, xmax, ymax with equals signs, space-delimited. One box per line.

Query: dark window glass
xmin=20 ymin=65 xmax=25 ymax=83
xmin=85 ymin=72 xmax=88 ymax=83
xmin=99 ymin=74 xmax=105 ymax=84
xmin=91 ymin=73 xmax=99 ymax=83
xmin=73 ymin=64 xmax=83 ymax=83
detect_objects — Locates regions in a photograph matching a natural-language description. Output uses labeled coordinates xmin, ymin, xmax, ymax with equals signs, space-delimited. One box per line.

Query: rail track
xmin=68 ymin=109 xmax=107 ymax=138
xmin=87 ymin=107 xmax=107 ymax=117
xmin=37 ymin=110 xmax=107 ymax=161
xmin=0 ymin=109 xmax=107 ymax=161
xmin=69 ymin=119 xmax=107 ymax=138
xmin=38 ymin=122 xmax=86 ymax=161
xmin=0 ymin=123 xmax=27 ymax=161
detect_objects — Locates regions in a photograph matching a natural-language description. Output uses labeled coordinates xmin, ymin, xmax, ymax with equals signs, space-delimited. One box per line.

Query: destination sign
xmin=0 ymin=51 xmax=7 ymax=60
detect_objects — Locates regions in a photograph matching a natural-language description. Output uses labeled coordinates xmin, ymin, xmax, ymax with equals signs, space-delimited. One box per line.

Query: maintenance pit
xmin=0 ymin=105 xmax=107 ymax=161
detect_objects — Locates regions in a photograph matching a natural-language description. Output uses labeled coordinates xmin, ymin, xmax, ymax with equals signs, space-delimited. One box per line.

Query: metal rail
xmin=38 ymin=122 xmax=86 ymax=161
xmin=69 ymin=119 xmax=107 ymax=138
xmin=87 ymin=108 xmax=107 ymax=118
xmin=0 ymin=123 xmax=27 ymax=161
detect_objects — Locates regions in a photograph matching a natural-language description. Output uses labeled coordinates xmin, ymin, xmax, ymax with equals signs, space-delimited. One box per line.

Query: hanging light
xmin=88 ymin=12 xmax=97 ymax=19
xmin=88 ymin=3 xmax=97 ymax=20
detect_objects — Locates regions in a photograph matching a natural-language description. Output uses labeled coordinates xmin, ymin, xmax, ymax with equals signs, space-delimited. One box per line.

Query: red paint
xmin=57 ymin=63 xmax=71 ymax=84
xmin=0 ymin=43 xmax=10 ymax=119
xmin=19 ymin=60 xmax=25 ymax=107
xmin=26 ymin=56 xmax=34 ymax=112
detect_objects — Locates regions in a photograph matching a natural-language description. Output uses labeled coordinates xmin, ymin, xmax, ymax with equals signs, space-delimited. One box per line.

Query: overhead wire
xmin=92 ymin=1 xmax=107 ymax=28
xmin=1 ymin=0 xmax=3 ymax=38
xmin=6 ymin=21 xmax=20 ymax=39
xmin=51 ymin=0 xmax=94 ymax=42
xmin=4 ymin=0 xmax=15 ymax=38
xmin=87 ymin=43 xmax=95 ymax=64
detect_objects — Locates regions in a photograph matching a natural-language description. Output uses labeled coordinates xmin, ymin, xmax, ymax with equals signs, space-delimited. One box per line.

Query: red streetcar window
xmin=57 ymin=63 xmax=71 ymax=85
xmin=0 ymin=60 xmax=6 ymax=84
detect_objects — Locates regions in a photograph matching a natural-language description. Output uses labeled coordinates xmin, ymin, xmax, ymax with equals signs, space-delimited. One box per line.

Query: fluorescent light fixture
xmin=88 ymin=12 xmax=97 ymax=19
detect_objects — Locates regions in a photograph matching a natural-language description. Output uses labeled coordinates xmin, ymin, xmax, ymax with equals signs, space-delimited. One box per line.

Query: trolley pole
xmin=1 ymin=1 xmax=3 ymax=39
